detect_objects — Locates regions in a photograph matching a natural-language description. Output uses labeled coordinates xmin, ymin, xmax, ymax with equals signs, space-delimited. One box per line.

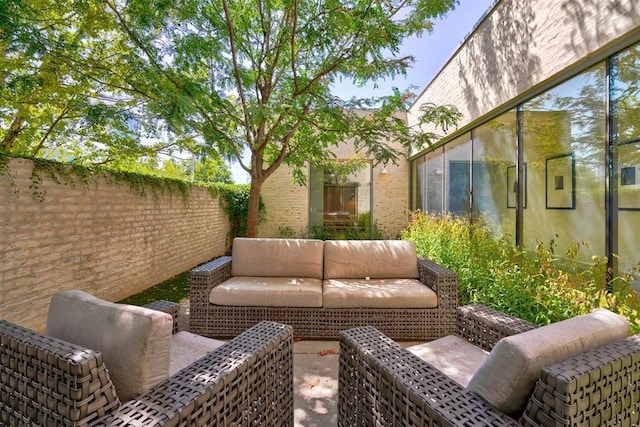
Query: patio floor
xmin=176 ymin=301 xmax=422 ymax=427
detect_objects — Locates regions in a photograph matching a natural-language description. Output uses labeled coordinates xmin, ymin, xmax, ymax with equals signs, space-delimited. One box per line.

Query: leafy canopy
xmin=103 ymin=0 xmax=461 ymax=234
xmin=2 ymin=0 xmax=461 ymax=235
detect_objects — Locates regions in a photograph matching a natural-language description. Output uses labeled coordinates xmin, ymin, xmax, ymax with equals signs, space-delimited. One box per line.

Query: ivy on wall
xmin=0 ymin=153 xmax=263 ymax=244
xmin=0 ymin=153 xmax=192 ymax=205
xmin=211 ymin=183 xmax=265 ymax=246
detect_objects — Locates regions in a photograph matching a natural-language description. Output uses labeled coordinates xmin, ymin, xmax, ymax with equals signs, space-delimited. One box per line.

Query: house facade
xmin=259 ymin=0 xmax=639 ymax=280
xmin=259 ymin=112 xmax=411 ymax=240
xmin=408 ymin=0 xmax=640 ymax=277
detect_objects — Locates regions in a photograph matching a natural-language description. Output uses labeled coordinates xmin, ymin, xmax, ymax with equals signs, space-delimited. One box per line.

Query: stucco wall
xmin=0 ymin=157 xmax=229 ymax=332
xmin=408 ymin=0 xmax=640 ymax=134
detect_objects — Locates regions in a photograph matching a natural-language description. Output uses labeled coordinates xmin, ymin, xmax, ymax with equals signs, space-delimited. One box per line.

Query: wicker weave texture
xmin=144 ymin=300 xmax=180 ymax=333
xmin=338 ymin=323 xmax=519 ymax=427
xmin=457 ymin=304 xmax=538 ymax=352
xmin=96 ymin=320 xmax=294 ymax=426
xmin=189 ymin=256 xmax=458 ymax=340
xmin=522 ymin=334 xmax=640 ymax=427
xmin=0 ymin=320 xmax=120 ymax=426
xmin=337 ymin=305 xmax=640 ymax=427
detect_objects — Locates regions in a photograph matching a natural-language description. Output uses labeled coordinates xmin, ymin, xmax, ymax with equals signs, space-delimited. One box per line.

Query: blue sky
xmin=231 ymin=0 xmax=496 ymax=183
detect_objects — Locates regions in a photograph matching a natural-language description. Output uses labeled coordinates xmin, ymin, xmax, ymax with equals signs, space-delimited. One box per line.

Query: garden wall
xmin=0 ymin=157 xmax=230 ymax=332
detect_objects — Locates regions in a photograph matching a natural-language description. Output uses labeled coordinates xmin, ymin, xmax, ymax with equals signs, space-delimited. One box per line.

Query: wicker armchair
xmin=1 ymin=303 xmax=293 ymax=426
xmin=338 ymin=304 xmax=640 ymax=426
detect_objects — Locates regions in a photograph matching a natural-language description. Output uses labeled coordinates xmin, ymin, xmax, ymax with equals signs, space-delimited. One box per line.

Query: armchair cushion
xmin=46 ymin=290 xmax=173 ymax=401
xmin=170 ymin=331 xmax=225 ymax=375
xmin=467 ymin=309 xmax=629 ymax=416
xmin=407 ymin=335 xmax=489 ymax=387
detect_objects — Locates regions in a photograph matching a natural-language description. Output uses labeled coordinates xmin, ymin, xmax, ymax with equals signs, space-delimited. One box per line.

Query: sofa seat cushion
xmin=322 ymin=279 xmax=437 ymax=308
xmin=231 ymin=238 xmax=324 ymax=279
xmin=47 ymin=290 xmax=173 ymax=402
xmin=467 ymin=309 xmax=629 ymax=417
xmin=324 ymin=240 xmax=419 ymax=279
xmin=210 ymin=277 xmax=323 ymax=307
xmin=407 ymin=335 xmax=489 ymax=387
xmin=170 ymin=331 xmax=225 ymax=376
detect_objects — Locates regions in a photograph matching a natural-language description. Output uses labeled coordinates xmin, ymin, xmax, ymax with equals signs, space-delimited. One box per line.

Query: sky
xmin=231 ymin=0 xmax=496 ymax=184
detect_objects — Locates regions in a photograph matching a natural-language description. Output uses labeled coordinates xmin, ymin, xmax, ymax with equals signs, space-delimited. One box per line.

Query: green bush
xmin=400 ymin=212 xmax=640 ymax=334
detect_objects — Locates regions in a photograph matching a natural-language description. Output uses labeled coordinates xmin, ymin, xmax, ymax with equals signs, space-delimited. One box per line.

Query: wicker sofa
xmin=0 ymin=290 xmax=294 ymax=426
xmin=189 ymin=238 xmax=458 ymax=340
xmin=338 ymin=304 xmax=640 ymax=426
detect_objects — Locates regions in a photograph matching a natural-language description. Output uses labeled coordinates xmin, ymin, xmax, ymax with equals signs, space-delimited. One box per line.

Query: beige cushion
xmin=322 ymin=278 xmax=437 ymax=308
xmin=407 ymin=335 xmax=489 ymax=387
xmin=170 ymin=331 xmax=225 ymax=376
xmin=46 ymin=290 xmax=173 ymax=401
xmin=467 ymin=309 xmax=629 ymax=416
xmin=231 ymin=238 xmax=324 ymax=279
xmin=210 ymin=276 xmax=323 ymax=307
xmin=323 ymin=240 xmax=419 ymax=279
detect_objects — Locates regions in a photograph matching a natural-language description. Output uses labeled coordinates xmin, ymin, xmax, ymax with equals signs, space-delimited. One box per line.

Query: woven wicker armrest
xmin=338 ymin=325 xmax=519 ymax=426
xmin=189 ymin=256 xmax=232 ymax=335
xmin=417 ymin=258 xmax=459 ymax=336
xmin=0 ymin=320 xmax=120 ymax=426
xmin=457 ymin=304 xmax=538 ymax=352
xmin=95 ymin=320 xmax=294 ymax=426
xmin=522 ymin=333 xmax=640 ymax=427
xmin=144 ymin=299 xmax=180 ymax=333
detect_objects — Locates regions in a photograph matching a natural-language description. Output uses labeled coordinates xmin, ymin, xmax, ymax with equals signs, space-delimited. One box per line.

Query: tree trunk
xmin=245 ymin=175 xmax=263 ymax=237
xmin=1 ymin=113 xmax=25 ymax=151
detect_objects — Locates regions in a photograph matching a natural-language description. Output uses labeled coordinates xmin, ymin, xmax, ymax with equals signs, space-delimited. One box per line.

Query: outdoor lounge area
xmin=2 ymin=287 xmax=640 ymax=426
xmin=2 ymin=0 xmax=640 ymax=426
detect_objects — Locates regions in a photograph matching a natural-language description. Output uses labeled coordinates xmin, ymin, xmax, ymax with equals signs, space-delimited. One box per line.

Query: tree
xmin=102 ymin=0 xmax=461 ymax=236
xmin=0 ymin=0 xmax=175 ymax=164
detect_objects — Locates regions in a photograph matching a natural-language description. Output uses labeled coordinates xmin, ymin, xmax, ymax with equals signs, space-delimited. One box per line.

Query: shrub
xmin=400 ymin=212 xmax=640 ymax=334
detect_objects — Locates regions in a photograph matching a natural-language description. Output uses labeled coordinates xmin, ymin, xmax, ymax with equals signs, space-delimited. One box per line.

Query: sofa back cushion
xmin=47 ymin=290 xmax=173 ymax=402
xmin=231 ymin=238 xmax=325 ymax=279
xmin=323 ymin=240 xmax=419 ymax=279
xmin=466 ymin=309 xmax=629 ymax=417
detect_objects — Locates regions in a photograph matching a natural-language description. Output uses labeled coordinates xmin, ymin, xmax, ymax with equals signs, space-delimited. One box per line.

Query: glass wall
xmin=410 ymin=41 xmax=640 ymax=281
xmin=444 ymin=134 xmax=472 ymax=217
xmin=472 ymin=111 xmax=517 ymax=239
xmin=611 ymin=43 xmax=640 ymax=278
xmin=522 ymin=64 xmax=606 ymax=264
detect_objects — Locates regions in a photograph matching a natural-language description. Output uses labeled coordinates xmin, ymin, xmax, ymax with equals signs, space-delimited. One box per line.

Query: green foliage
xmin=310 ymin=212 xmax=385 ymax=240
xmin=2 ymin=153 xmax=192 ymax=205
xmin=401 ymin=212 xmax=640 ymax=334
xmin=118 ymin=272 xmax=190 ymax=305
xmin=214 ymin=183 xmax=265 ymax=244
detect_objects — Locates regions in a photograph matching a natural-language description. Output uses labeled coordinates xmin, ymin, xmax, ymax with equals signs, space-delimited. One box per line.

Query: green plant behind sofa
xmin=401 ymin=212 xmax=640 ymax=333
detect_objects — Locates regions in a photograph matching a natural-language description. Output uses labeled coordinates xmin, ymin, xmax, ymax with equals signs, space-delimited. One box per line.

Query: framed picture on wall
xmin=546 ymin=152 xmax=575 ymax=209
xmin=506 ymin=164 xmax=527 ymax=209
xmin=619 ymin=139 xmax=640 ymax=210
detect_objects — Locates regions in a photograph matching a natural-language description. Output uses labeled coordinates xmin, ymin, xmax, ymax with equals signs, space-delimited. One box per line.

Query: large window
xmin=309 ymin=162 xmax=372 ymax=237
xmin=411 ymin=43 xmax=640 ymax=283
xmin=522 ymin=65 xmax=606 ymax=264
xmin=472 ymin=111 xmax=517 ymax=238
xmin=611 ymin=42 xmax=640 ymax=278
xmin=444 ymin=134 xmax=472 ymax=217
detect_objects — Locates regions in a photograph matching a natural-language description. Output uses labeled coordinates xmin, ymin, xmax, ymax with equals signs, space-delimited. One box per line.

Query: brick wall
xmin=259 ymin=112 xmax=410 ymax=239
xmin=0 ymin=158 xmax=229 ymax=332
